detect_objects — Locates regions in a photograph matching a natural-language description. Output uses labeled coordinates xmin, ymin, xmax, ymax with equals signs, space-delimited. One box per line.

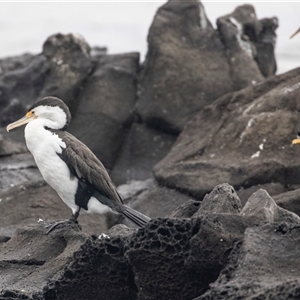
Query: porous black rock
xmin=43 ymin=234 xmax=136 ymax=300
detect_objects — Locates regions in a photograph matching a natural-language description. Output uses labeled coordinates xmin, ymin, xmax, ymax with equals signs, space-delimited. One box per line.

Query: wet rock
xmin=154 ymin=67 xmax=300 ymax=199
xmin=111 ymin=123 xmax=176 ymax=185
xmin=39 ymin=33 xmax=93 ymax=111
xmin=69 ymin=53 xmax=139 ymax=169
xmin=196 ymin=223 xmax=300 ymax=300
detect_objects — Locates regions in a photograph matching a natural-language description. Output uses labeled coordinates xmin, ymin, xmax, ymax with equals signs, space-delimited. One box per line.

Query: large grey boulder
xmin=136 ymin=1 xmax=273 ymax=134
xmin=154 ymin=67 xmax=300 ymax=199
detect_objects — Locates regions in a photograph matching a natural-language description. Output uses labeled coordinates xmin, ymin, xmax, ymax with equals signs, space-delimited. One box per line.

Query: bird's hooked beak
xmin=6 ymin=111 xmax=36 ymax=132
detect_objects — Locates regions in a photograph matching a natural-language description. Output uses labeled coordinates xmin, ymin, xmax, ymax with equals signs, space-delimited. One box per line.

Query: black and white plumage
xmin=7 ymin=96 xmax=151 ymax=230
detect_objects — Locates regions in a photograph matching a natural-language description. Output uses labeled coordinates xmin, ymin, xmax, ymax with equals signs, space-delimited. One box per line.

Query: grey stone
xmin=154 ymin=67 xmax=300 ymax=199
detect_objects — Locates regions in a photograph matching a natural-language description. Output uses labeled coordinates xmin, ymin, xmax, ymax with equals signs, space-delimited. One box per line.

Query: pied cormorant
xmin=7 ymin=96 xmax=151 ymax=232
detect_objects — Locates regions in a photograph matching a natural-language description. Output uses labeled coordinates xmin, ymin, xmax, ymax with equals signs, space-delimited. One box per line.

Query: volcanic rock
xmin=0 ymin=153 xmax=41 ymax=194
xmin=136 ymin=1 xmax=271 ymax=134
xmin=196 ymin=223 xmax=300 ymax=299
xmin=274 ymin=188 xmax=300 ymax=217
xmin=0 ymin=54 xmax=48 ymax=134
xmin=0 ymin=134 xmax=26 ymax=157
xmin=69 ymin=52 xmax=139 ymax=169
xmin=39 ymin=33 xmax=94 ymax=111
xmin=111 ymin=123 xmax=176 ymax=185
xmin=216 ymin=5 xmax=265 ymax=90
xmin=154 ymin=67 xmax=300 ymax=199
xmin=0 ymin=222 xmax=89 ymax=298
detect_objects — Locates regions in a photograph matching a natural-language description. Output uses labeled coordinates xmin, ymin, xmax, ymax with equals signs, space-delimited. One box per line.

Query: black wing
xmin=55 ymin=130 xmax=123 ymax=205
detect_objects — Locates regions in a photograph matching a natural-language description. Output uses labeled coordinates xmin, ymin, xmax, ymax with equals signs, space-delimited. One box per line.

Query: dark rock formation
xmin=154 ymin=67 xmax=300 ymax=199
xmin=0 ymin=134 xmax=26 ymax=156
xmin=1 ymin=184 xmax=299 ymax=300
xmin=274 ymin=188 xmax=300 ymax=217
xmin=244 ymin=16 xmax=278 ymax=77
xmin=39 ymin=33 xmax=94 ymax=111
xmin=0 ymin=1 xmax=297 ymax=299
xmin=0 ymin=153 xmax=41 ymax=194
xmin=196 ymin=223 xmax=300 ymax=300
xmin=68 ymin=52 xmax=139 ymax=169
xmin=0 ymin=222 xmax=88 ymax=298
xmin=111 ymin=123 xmax=176 ymax=184
xmin=136 ymin=2 xmax=273 ymax=134
xmin=0 ymin=54 xmax=48 ymax=131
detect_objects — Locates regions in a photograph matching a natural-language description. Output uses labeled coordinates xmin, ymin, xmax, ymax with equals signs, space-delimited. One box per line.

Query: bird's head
xmin=292 ymin=132 xmax=300 ymax=145
xmin=6 ymin=96 xmax=71 ymax=132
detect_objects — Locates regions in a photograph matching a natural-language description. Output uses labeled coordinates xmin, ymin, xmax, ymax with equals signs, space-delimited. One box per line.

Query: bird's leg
xmin=45 ymin=208 xmax=81 ymax=234
xmin=69 ymin=208 xmax=80 ymax=223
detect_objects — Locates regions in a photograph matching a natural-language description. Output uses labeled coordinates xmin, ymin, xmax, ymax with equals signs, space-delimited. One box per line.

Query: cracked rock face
xmin=154 ymin=67 xmax=300 ymax=199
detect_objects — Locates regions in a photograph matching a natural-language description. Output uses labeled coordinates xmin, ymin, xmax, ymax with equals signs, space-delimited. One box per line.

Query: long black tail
xmin=93 ymin=190 xmax=151 ymax=227
xmin=120 ymin=205 xmax=151 ymax=227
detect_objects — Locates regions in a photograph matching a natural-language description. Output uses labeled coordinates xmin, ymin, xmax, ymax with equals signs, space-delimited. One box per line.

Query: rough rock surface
xmin=196 ymin=223 xmax=300 ymax=300
xmin=0 ymin=1 xmax=299 ymax=299
xmin=0 ymin=180 xmax=108 ymax=237
xmin=1 ymin=184 xmax=300 ymax=299
xmin=111 ymin=123 xmax=176 ymax=185
xmin=0 ymin=222 xmax=88 ymax=298
xmin=137 ymin=2 xmax=273 ymax=134
xmin=69 ymin=53 xmax=139 ymax=169
xmin=154 ymin=67 xmax=300 ymax=199
xmin=0 ymin=54 xmax=48 ymax=131
xmin=274 ymin=187 xmax=300 ymax=217
xmin=0 ymin=153 xmax=41 ymax=194
xmin=0 ymin=134 xmax=26 ymax=157
xmin=39 ymin=33 xmax=93 ymax=111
